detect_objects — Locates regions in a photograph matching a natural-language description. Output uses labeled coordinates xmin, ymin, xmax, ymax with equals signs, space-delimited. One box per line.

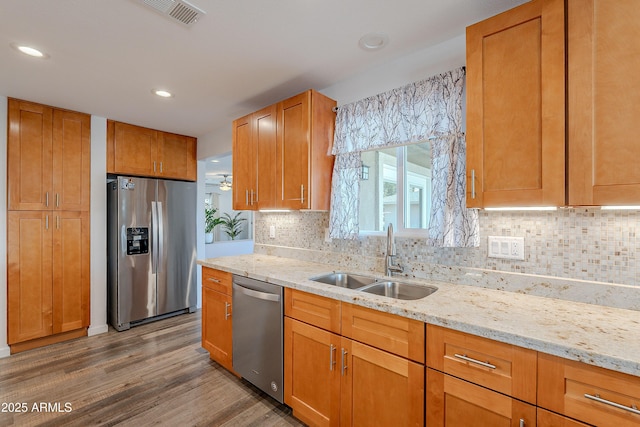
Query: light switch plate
xmin=488 ymin=236 xmax=524 ymax=260
xmin=269 ymin=225 xmax=276 ymax=239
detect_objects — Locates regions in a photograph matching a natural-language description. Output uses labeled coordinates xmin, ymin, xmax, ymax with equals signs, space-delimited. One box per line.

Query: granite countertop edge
xmin=198 ymin=254 xmax=640 ymax=378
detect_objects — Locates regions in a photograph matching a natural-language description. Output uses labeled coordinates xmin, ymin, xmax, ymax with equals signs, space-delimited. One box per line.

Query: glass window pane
xmin=404 ymin=143 xmax=431 ymax=230
xmin=359 ymin=147 xmax=398 ymax=232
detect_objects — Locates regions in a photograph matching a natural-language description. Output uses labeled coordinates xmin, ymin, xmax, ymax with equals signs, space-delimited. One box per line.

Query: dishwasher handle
xmin=233 ymin=283 xmax=281 ymax=302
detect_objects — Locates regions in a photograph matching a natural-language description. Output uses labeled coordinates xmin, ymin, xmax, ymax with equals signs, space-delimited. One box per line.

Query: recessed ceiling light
xmin=11 ymin=43 xmax=49 ymax=59
xmin=358 ymin=33 xmax=389 ymax=51
xmin=153 ymin=89 xmax=173 ymax=98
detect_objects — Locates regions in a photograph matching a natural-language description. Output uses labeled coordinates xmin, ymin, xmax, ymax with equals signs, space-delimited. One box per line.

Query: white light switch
xmin=269 ymin=225 xmax=276 ymax=239
xmin=488 ymin=236 xmax=525 ymax=260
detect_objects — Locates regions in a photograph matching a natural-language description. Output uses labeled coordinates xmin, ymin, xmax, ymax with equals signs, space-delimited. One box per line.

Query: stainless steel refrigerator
xmin=107 ymin=176 xmax=197 ymax=331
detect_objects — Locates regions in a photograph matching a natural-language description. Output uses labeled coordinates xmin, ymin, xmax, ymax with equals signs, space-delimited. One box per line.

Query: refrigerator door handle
xmin=157 ymin=201 xmax=164 ymax=273
xmin=151 ymin=201 xmax=158 ymax=273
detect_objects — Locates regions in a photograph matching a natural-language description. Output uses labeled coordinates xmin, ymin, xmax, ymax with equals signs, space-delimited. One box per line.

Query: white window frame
xmin=359 ymin=144 xmax=430 ymax=238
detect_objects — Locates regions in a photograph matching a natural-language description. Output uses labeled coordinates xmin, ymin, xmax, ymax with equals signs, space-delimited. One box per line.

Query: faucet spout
xmin=385 ymin=223 xmax=403 ymax=276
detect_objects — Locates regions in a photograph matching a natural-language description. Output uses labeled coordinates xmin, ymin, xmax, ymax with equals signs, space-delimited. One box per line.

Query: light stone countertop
xmin=198 ymin=254 xmax=640 ymax=378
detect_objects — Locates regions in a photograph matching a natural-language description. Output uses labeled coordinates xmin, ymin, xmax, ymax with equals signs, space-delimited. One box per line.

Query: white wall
xmin=0 ymin=96 xmax=9 ymax=357
xmin=89 ymin=117 xmax=108 ymax=336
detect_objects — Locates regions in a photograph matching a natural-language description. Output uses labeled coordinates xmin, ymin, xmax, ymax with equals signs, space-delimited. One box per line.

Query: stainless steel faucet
xmin=385 ymin=223 xmax=403 ymax=276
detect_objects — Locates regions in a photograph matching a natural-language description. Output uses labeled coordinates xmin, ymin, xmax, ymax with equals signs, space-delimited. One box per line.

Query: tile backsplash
xmin=254 ymin=209 xmax=640 ymax=288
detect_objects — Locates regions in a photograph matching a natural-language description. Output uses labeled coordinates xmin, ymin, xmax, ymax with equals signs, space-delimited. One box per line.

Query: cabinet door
xmin=52 ymin=109 xmax=91 ymax=211
xmin=157 ymin=132 xmax=197 ymax=181
xmin=466 ymin=0 xmax=565 ymax=207
xmin=110 ymin=121 xmax=158 ymax=177
xmin=284 ymin=317 xmax=341 ymax=427
xmin=7 ymin=211 xmax=53 ymax=344
xmin=232 ymin=113 xmax=256 ymax=210
xmin=277 ymin=91 xmax=310 ymax=209
xmin=426 ymin=368 xmax=536 ymax=427
xmin=52 ymin=211 xmax=90 ymax=334
xmin=7 ymin=99 xmax=53 ymax=211
xmin=202 ymin=287 xmax=233 ymax=371
xmin=341 ymin=338 xmax=424 ymax=427
xmin=537 ymin=409 xmax=590 ymax=427
xmin=568 ymin=0 xmax=640 ymax=205
xmin=255 ymin=105 xmax=277 ymax=209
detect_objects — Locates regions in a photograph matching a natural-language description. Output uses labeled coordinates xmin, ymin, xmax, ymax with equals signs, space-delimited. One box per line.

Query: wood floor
xmin=0 ymin=311 xmax=305 ymax=427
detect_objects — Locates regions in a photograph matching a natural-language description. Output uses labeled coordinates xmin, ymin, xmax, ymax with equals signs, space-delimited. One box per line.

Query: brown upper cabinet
xmin=232 ymin=89 xmax=336 ymax=211
xmin=467 ymin=0 xmax=640 ymax=208
xmin=8 ymin=99 xmax=91 ymax=211
xmin=107 ymin=120 xmax=197 ymax=181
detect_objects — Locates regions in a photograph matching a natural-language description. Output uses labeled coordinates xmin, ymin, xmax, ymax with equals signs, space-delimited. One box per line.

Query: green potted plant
xmin=220 ymin=212 xmax=247 ymax=240
xmin=205 ymin=207 xmax=224 ymax=243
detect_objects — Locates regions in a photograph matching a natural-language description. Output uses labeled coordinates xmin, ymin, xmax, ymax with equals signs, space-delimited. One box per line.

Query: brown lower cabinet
xmin=7 ymin=211 xmax=90 ymax=352
xmin=537 ymin=408 xmax=590 ymax=427
xmin=201 ymin=268 xmax=235 ymax=373
xmin=284 ymin=317 xmax=424 ymax=427
xmin=284 ymin=289 xmax=424 ymax=426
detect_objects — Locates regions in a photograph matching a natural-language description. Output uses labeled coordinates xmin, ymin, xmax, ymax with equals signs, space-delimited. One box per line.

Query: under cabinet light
xmin=259 ymin=210 xmax=291 ymax=213
xmin=601 ymin=206 xmax=640 ymax=210
xmin=484 ymin=207 xmax=558 ymax=212
xmin=11 ymin=43 xmax=49 ymax=59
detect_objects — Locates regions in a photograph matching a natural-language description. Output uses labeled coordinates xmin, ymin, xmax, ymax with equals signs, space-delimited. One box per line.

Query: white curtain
xmin=329 ymin=66 xmax=479 ymax=247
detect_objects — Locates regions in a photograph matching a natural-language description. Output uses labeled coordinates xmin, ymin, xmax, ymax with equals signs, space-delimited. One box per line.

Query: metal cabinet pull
xmin=245 ymin=189 xmax=249 ymax=205
xmin=454 ymin=353 xmax=496 ymax=370
xmin=56 ymin=215 xmax=60 ymax=230
xmin=519 ymin=419 xmax=524 ymax=427
xmin=56 ymin=193 xmax=59 ymax=208
xmin=224 ymin=302 xmax=231 ymax=320
xmin=153 ymin=161 xmax=157 ymax=173
xmin=330 ymin=344 xmax=336 ymax=371
xmin=45 ymin=215 xmax=49 ymax=230
xmin=250 ymin=189 xmax=255 ymax=205
xmin=584 ymin=393 xmax=640 ymax=415
xmin=300 ymin=185 xmax=305 ymax=204
xmin=160 ymin=162 xmax=163 ymax=173
xmin=471 ymin=169 xmax=476 ymax=199
xmin=341 ymin=348 xmax=348 ymax=376
xmin=46 ymin=192 xmax=49 ymax=207
xmin=207 ymin=277 xmax=221 ymax=284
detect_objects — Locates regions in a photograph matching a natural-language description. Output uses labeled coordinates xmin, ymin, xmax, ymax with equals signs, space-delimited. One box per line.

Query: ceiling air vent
xmin=139 ymin=0 xmax=205 ymax=26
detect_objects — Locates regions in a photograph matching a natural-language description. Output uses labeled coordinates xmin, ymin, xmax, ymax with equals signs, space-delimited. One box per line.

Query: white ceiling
xmin=1 ymin=0 xmax=526 ymax=175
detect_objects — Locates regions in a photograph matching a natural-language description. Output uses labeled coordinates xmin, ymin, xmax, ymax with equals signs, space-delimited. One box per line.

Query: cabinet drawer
xmin=537 ymin=408 xmax=590 ymax=427
xmin=538 ymin=353 xmax=640 ymax=427
xmin=426 ymin=324 xmax=537 ymax=404
xmin=426 ymin=368 xmax=536 ymax=427
xmin=285 ymin=289 xmax=341 ymax=334
xmin=202 ymin=267 xmax=232 ymax=295
xmin=342 ymin=303 xmax=424 ymax=363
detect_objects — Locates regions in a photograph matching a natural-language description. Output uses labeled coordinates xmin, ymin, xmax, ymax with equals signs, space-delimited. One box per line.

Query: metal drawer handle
xmin=224 ymin=302 xmax=231 ymax=320
xmin=584 ymin=393 xmax=640 ymax=415
xmin=341 ymin=349 xmax=348 ymax=376
xmin=519 ymin=419 xmax=524 ymax=427
xmin=454 ymin=353 xmax=496 ymax=370
xmin=206 ymin=277 xmax=221 ymax=284
xmin=330 ymin=344 xmax=336 ymax=371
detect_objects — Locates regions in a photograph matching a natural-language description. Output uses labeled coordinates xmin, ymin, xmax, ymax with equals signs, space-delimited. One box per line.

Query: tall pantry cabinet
xmin=7 ymin=98 xmax=91 ymax=353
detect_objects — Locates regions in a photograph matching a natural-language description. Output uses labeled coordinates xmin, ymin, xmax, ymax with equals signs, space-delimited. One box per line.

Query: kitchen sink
xmin=358 ymin=281 xmax=437 ymax=300
xmin=309 ymin=272 xmax=376 ymax=289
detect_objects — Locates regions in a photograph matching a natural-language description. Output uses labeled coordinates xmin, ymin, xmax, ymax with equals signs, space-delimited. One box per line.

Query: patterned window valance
xmin=329 ymin=66 xmax=479 ymax=247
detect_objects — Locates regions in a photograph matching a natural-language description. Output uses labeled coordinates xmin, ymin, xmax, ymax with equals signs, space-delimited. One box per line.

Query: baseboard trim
xmin=0 ymin=345 xmax=10 ymax=358
xmin=88 ymin=324 xmax=109 ymax=336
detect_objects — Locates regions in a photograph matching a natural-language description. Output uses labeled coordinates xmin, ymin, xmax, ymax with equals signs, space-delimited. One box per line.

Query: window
xmin=358 ymin=142 xmax=431 ymax=234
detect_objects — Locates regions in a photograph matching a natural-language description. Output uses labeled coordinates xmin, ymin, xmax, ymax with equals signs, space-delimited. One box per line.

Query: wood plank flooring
xmin=0 ymin=311 xmax=305 ymax=427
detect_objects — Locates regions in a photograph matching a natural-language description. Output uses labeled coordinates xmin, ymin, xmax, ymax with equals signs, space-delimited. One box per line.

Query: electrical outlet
xmin=488 ymin=236 xmax=525 ymax=260
xmin=269 ymin=225 xmax=276 ymax=239
xmin=324 ymin=228 xmax=332 ymax=243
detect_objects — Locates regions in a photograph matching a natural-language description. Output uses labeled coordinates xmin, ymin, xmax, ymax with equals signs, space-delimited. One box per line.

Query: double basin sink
xmin=309 ymin=272 xmax=437 ymax=301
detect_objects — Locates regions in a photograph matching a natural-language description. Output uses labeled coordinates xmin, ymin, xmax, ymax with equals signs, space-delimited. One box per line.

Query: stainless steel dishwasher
xmin=232 ymin=275 xmax=284 ymax=403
